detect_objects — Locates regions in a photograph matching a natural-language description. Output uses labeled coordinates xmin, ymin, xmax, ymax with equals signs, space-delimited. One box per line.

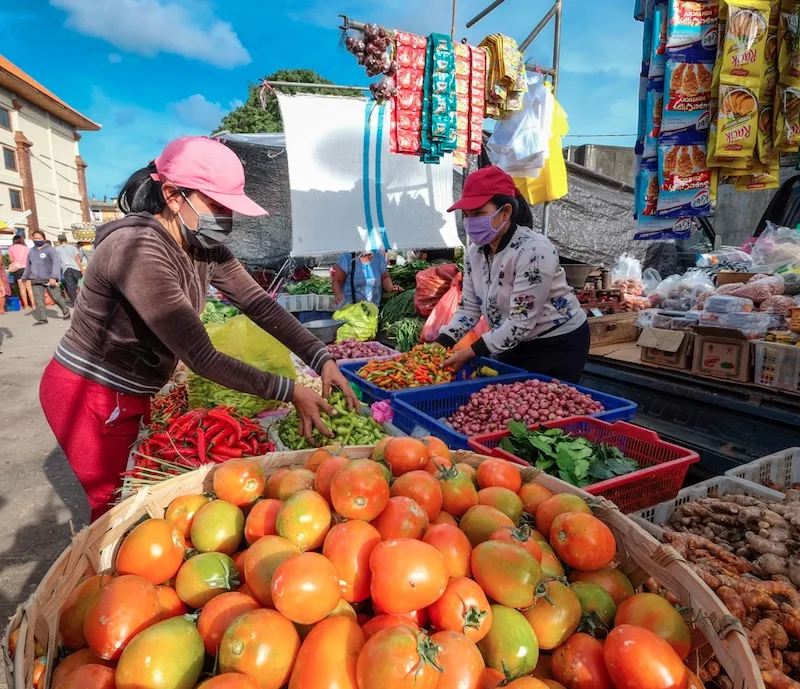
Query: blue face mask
xmin=33 ymin=240 xmax=45 ymax=247
xmin=464 ymin=207 xmax=509 ymax=246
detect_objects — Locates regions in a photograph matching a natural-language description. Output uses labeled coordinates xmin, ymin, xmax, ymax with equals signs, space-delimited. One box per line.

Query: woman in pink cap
xmin=438 ymin=166 xmax=589 ymax=383
xmin=39 ymin=136 xmax=358 ymax=521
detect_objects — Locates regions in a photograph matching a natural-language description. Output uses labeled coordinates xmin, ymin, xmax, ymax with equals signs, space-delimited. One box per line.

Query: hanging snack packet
xmin=638 ymin=158 xmax=661 ymax=216
xmin=734 ymin=159 xmax=781 ymax=189
xmin=774 ymin=83 xmax=800 ymax=148
xmin=650 ymin=1 xmax=669 ymax=77
xmin=662 ymin=58 xmax=714 ymax=136
xmin=778 ymin=3 xmax=800 ymax=86
xmin=657 ymin=137 xmax=712 ymax=216
xmin=715 ymin=83 xmax=760 ymax=157
xmin=666 ymin=0 xmax=720 ymax=61
xmin=635 ymin=215 xmax=695 ymax=240
xmin=644 ymin=76 xmax=665 ymax=157
xmin=720 ymin=0 xmax=771 ymax=86
xmin=757 ymin=102 xmax=776 ymax=161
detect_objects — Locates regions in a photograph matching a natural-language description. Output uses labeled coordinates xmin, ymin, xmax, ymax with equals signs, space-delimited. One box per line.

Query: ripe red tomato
xmin=489 ymin=525 xmax=543 ymax=561
xmin=432 ymin=630 xmax=485 ymax=689
xmin=370 ymin=539 xmax=448 ymax=614
xmin=156 ymin=585 xmax=189 ymax=620
xmin=288 ymin=615 xmax=364 ymax=689
xmin=551 ymin=633 xmax=612 ymax=689
xmin=271 ymin=552 xmax=341 ymax=625
xmin=430 ymin=511 xmax=459 ymax=527
xmin=244 ymin=498 xmax=283 ymax=545
xmin=425 ymin=455 xmax=456 ymax=474
xmin=533 ymin=654 xmax=554 ymax=679
xmin=323 ymin=520 xmax=382 ymax=603
xmin=518 ymin=483 xmax=554 ymax=516
xmin=231 ymin=550 xmax=247 ymax=572
xmin=372 ymin=603 xmax=429 ymax=627
xmin=391 ymin=470 xmax=443 ymax=520
xmin=165 ymin=494 xmax=212 ymax=543
xmin=550 ymin=512 xmax=615 ymax=572
xmin=476 ymin=458 xmax=522 ymax=493
xmin=372 ymin=436 xmax=392 ymax=460
xmin=356 ymin=626 xmax=441 ymax=689
xmin=197 ymin=675 xmax=261 ymax=689
xmin=175 ymin=552 xmax=240 ymax=608
xmin=214 ymin=459 xmax=266 ymax=506
xmin=276 ymin=489 xmax=331 ymax=551
xmin=115 ymin=518 xmax=185 ymax=585
xmin=59 ymin=664 xmax=116 ymax=689
xmin=568 ymin=566 xmax=635 ymax=605
xmin=604 ymin=625 xmax=688 ymax=689
xmin=437 ymin=466 xmax=479 ymax=517
xmin=331 ymin=459 xmax=390 ymax=521
xmin=59 ymin=574 xmax=113 ymax=650
xmin=197 ymin=591 xmax=261 ymax=656
xmin=115 ymin=617 xmax=205 ymax=689
xmin=243 ymin=535 xmax=299 ymax=607
xmin=540 ymin=551 xmax=565 ymax=579
xmin=278 ymin=468 xmax=316 ymax=500
xmin=482 ymin=668 xmax=505 ymax=689
xmin=471 ymin=540 xmax=542 ymax=609
xmin=503 ymin=679 xmax=551 ymax=689
xmin=218 ymin=609 xmax=301 ymax=689
xmin=428 ymin=576 xmax=492 ymax=643
xmin=305 ymin=447 xmax=334 ymax=473
xmin=83 ymin=575 xmax=161 ymax=660
xmin=456 ymin=463 xmax=479 ymax=486
xmin=478 ymin=486 xmax=524 ymax=523
xmin=614 ymin=592 xmax=692 ymax=659
xmin=264 ymin=468 xmax=289 ymax=499
xmin=314 ymin=455 xmax=350 ymax=504
xmin=543 ymin=681 xmax=567 ymax=689
xmin=190 ymin=500 xmax=245 ymax=555
xmin=371 ymin=496 xmax=429 ymax=540
xmin=384 ymin=437 xmax=429 ymax=476
xmin=422 ymin=436 xmax=450 ymax=462
xmin=521 ymin=580 xmax=581 ymax=650
xmin=535 ymin=494 xmax=590 ymax=541
xmin=423 ymin=523 xmax=472 ymax=578
xmin=362 ymin=614 xmax=419 ymax=639
xmin=477 ymin=604 xmax=539 ymax=678
xmin=50 ymin=649 xmax=112 ymax=688
xmin=460 ymin=505 xmax=515 ymax=547
xmin=570 ymin=581 xmax=616 ymax=630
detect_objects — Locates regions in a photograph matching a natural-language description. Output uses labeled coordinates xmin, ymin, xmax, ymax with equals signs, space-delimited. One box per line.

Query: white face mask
xmin=178 ymin=193 xmax=233 ymax=250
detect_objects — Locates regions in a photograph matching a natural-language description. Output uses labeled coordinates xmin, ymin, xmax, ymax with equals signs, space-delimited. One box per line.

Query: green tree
xmin=214 ymin=69 xmax=362 ymax=134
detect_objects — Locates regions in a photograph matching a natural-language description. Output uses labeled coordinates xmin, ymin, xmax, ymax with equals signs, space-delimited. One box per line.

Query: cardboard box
xmin=589 ymin=313 xmax=640 ymax=348
xmin=691 ymin=326 xmax=752 ymax=382
xmin=716 ymin=271 xmax=757 ymax=286
xmin=638 ymin=328 xmax=695 ymax=370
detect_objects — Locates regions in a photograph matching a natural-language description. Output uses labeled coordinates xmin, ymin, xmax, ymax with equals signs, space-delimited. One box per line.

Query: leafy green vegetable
xmin=380 ymin=289 xmax=418 ymax=326
xmin=387 ymin=261 xmax=432 ymax=291
xmin=498 ymin=424 xmax=643 ymax=488
xmin=286 ymin=276 xmax=332 ymax=295
xmin=201 ymin=299 xmax=241 ymax=324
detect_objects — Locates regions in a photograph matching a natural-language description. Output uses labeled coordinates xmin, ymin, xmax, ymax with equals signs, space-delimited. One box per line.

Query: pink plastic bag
xmin=421 ymin=281 xmax=462 ymax=342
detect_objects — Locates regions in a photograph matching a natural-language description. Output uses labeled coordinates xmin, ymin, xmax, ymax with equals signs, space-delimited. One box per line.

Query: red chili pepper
xmin=248 ymin=436 xmax=259 ymax=455
xmin=211 ymin=446 xmax=244 ymax=460
xmin=207 ymin=409 xmax=243 ymax=440
xmin=195 ymin=428 xmax=206 ymax=461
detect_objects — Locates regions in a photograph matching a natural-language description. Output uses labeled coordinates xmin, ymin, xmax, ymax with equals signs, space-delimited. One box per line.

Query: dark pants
xmin=495 ymin=320 xmax=591 ymax=384
xmin=31 ymin=283 xmax=70 ymax=322
xmin=63 ymin=268 xmax=82 ymax=303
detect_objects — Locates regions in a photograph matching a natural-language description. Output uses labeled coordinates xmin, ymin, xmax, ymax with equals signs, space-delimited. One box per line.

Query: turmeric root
xmin=762 ymin=669 xmax=800 ymax=689
xmin=784 ymin=652 xmax=800 ymax=669
xmin=740 ymin=588 xmax=780 ymax=611
xmin=778 ymin=606 xmax=800 ymax=640
xmin=717 ymin=585 xmax=747 ymax=621
xmin=746 ymin=532 xmax=789 ymax=558
xmin=749 ymin=619 xmax=789 ymax=651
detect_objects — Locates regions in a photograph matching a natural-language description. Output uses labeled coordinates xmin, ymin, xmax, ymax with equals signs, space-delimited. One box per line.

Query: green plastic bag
xmin=187 ymin=315 xmax=296 ymax=416
xmin=334 ymin=302 xmax=379 ymax=342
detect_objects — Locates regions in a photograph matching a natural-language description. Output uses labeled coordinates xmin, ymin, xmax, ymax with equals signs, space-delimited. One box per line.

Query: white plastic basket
xmin=725 ymin=448 xmax=800 ymax=490
xmin=276 ymin=294 xmax=337 ymax=313
xmin=753 ymin=340 xmax=800 ymax=392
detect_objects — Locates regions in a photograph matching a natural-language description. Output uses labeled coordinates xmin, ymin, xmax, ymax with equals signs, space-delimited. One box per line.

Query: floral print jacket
xmin=440 ymin=225 xmax=586 ymax=355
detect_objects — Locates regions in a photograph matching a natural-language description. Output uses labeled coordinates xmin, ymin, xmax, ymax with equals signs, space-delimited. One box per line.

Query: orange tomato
xmin=478 ymin=486 xmax=524 ymax=523
xmin=489 ymin=525 xmax=543 ymax=561
xmin=275 ymin=489 xmax=331 ymax=552
xmin=306 ymin=447 xmax=334 ymax=473
xmin=278 ymin=468 xmax=316 ymax=500
xmin=244 ymin=498 xmax=283 ymax=545
xmin=391 ymin=470 xmax=443 ymax=521
xmin=425 ymin=455 xmax=456 ymax=475
xmin=156 ymin=585 xmax=189 ymax=620
xmin=190 ymin=500 xmax=245 ymax=555
xmin=271 ymin=552 xmax=341 ymax=625
xmin=460 ymin=505 xmax=515 ymax=547
xmin=551 ymin=633 xmax=613 ymax=689
xmin=370 ymin=496 xmax=429 ymax=540
xmin=613 ymin=593 xmax=691 ymax=660
xmin=58 ymin=574 xmax=113 ymax=650
xmin=603 ymin=625 xmax=688 ymax=689
xmin=243 ymin=535 xmax=299 ymax=607
xmin=83 ymin=575 xmax=161 ymax=660
xmin=369 ymin=539 xmax=447 ymax=614
xmin=198 ymin=591 xmax=261 ymax=656
xmin=533 ymin=654 xmax=554 ymax=679
xmin=503 ymin=679 xmax=551 ymax=688
xmin=322 ymin=520 xmax=382 ymax=603
xmin=361 ymin=614 xmax=419 ymax=640
xmin=371 ymin=601 xmax=429 ymax=627
xmin=482 ymin=668 xmax=505 ymax=689
xmin=214 ymin=459 xmax=266 ymax=506
xmin=432 ymin=630 xmax=485 ymax=689
xmin=550 ymin=513 xmax=615 ymax=572
xmin=535 ymin=494 xmax=591 ymax=540
xmin=568 ymin=567 xmax=635 ymax=606
xmin=197 ymin=675 xmax=261 ymax=689
xmin=437 ymin=466 xmax=479 ymax=518
xmin=175 ymin=552 xmax=240 ymax=608
xmin=219 ymin=609 xmax=301 ymax=689
xmin=521 ymin=580 xmax=581 ymax=650
xmin=476 ymin=458 xmax=522 ymax=493
xmin=541 ymin=682 xmax=567 ymax=689
xmin=384 ymin=437 xmax=429 ymax=476
xmin=356 ymin=626 xmax=441 ymax=689
xmin=314 ymin=456 xmax=351 ymax=504
xmin=115 ymin=518 xmax=185 ymax=585
xmin=289 ymin=616 xmax=365 ymax=689
xmin=430 ymin=511 xmax=459 ymax=527
xmin=165 ymin=494 xmax=212 ymax=542
xmin=264 ymin=468 xmax=290 ymax=499
xmin=456 ymin=463 xmax=479 ymax=486
xmin=330 ymin=459 xmax=390 ymax=521
xmin=58 ymin=664 xmax=115 ymax=689
xmin=372 ymin=436 xmax=392 ymax=460
xmin=471 ymin=541 xmax=542 ymax=609
xmin=540 ymin=551 xmax=566 ymax=579
xmin=428 ymin=577 xmax=492 ymax=643
xmin=422 ymin=524 xmax=473 ymax=578
xmin=518 ymin=483 xmax=554 ymax=516
xmin=50 ymin=649 xmax=112 ymax=688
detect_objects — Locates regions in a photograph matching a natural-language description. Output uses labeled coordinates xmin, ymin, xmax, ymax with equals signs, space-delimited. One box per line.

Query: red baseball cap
xmin=151 ymin=136 xmax=268 ymax=216
xmin=448 ymin=166 xmax=518 ymax=212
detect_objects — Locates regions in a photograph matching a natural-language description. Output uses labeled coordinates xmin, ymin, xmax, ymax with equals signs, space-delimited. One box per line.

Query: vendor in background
xmin=39 ymin=136 xmax=358 ymax=521
xmin=332 ymin=250 xmax=403 ymax=306
xmin=437 ymin=166 xmax=589 ymax=383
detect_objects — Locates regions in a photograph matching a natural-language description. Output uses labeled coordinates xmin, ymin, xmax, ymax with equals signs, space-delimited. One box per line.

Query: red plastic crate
xmin=468 ymin=416 xmax=699 ymax=513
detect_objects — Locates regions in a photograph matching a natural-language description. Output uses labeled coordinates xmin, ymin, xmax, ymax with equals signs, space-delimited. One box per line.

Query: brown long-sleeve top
xmin=55 ymin=213 xmax=332 ymax=401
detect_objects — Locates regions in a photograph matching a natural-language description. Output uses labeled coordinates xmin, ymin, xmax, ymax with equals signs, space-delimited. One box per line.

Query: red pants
xmin=40 ymin=360 xmax=151 ymax=522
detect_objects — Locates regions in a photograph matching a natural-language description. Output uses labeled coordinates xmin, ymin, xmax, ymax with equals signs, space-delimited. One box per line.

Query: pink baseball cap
xmin=151 ymin=136 xmax=268 ymax=216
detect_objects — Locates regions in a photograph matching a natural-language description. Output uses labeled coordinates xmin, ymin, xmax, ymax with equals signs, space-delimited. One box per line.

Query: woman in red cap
xmin=439 ymin=166 xmax=589 ymax=382
xmin=39 ymin=136 xmax=358 ymax=521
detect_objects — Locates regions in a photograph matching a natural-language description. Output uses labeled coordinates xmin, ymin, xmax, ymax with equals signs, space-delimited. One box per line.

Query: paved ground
xmin=0 ymin=308 xmax=89 ymax=656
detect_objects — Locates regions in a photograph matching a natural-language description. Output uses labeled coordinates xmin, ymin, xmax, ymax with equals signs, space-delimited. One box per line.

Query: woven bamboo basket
xmin=3 ymin=448 xmax=764 ymax=689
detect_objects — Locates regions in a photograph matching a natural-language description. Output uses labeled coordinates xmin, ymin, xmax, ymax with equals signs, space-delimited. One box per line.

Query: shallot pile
xmin=326 ymin=340 xmax=394 ymax=360
xmin=344 ymin=23 xmax=398 ymax=103
xmin=447 ymin=379 xmax=605 ymax=436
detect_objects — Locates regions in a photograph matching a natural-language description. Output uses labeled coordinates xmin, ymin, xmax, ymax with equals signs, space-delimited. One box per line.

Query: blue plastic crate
xmin=340 ymin=358 xmax=527 ymax=406
xmin=390 ymin=374 xmax=638 ymax=450
xmin=6 ymin=296 xmax=20 ymax=312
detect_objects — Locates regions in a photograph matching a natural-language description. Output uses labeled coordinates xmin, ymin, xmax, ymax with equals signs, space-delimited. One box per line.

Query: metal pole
xmin=519 ymin=2 xmax=559 ymax=53
xmin=466 ymin=0 xmax=508 ymax=28
xmin=265 ymin=81 xmax=371 ymax=92
xmin=451 ymin=0 xmax=458 ymax=40
xmin=542 ymin=0 xmax=562 ymax=236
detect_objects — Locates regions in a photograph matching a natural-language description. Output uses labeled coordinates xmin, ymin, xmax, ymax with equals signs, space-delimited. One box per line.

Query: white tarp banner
xmin=278 ymin=93 xmax=461 ymax=255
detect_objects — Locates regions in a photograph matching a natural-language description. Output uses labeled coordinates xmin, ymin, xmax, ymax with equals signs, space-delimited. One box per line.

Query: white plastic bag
xmin=642 ymin=268 xmax=662 ymax=295
xmin=610 ymin=253 xmax=643 ymax=283
xmin=750 ymin=222 xmax=800 ymax=272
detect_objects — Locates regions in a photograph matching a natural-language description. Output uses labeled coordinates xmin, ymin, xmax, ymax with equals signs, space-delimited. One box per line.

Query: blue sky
xmin=1 ymin=0 xmax=642 ymax=198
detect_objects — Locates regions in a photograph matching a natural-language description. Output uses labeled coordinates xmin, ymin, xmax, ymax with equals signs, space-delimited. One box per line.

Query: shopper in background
xmin=0 ymin=255 xmax=10 ymax=314
xmin=78 ymin=241 xmax=94 ymax=269
xmin=7 ymin=235 xmax=33 ymax=310
xmin=332 ymin=251 xmax=403 ymax=306
xmin=55 ymin=234 xmax=84 ymax=303
xmin=22 ymin=230 xmax=71 ymax=324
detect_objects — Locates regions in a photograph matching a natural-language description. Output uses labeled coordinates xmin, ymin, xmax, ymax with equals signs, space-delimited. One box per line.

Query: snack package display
xmin=756 ymin=102 xmax=776 ymax=161
xmin=715 ymin=83 xmax=760 ymax=157
xmin=662 ymin=58 xmax=714 ymax=136
xmin=733 ymin=158 xmax=780 ymax=190
xmin=644 ymin=76 xmax=666 ymax=157
xmin=657 ymin=138 xmax=711 ymax=216
xmin=634 ymin=215 xmax=695 ymax=240
xmin=650 ymin=1 xmax=669 ymax=77
xmin=719 ymin=0 xmax=771 ymax=86
xmin=638 ymin=158 xmax=661 ymax=216
xmin=773 ymin=83 xmax=800 ymax=148
xmin=666 ymin=0 xmax=720 ymax=61
xmin=777 ymin=3 xmax=800 ymax=87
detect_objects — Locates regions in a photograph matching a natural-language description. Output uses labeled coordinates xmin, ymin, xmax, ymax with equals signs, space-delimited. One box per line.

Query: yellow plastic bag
xmin=187 ymin=315 xmax=296 ymax=415
xmin=334 ymin=302 xmax=379 ymax=342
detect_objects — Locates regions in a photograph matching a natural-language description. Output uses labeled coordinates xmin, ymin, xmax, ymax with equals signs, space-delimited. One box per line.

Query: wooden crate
xmin=588 ymin=312 xmax=640 ymax=347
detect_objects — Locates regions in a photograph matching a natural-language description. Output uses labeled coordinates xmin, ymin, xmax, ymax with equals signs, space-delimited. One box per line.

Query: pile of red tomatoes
xmin=25 ymin=437 xmax=707 ymax=689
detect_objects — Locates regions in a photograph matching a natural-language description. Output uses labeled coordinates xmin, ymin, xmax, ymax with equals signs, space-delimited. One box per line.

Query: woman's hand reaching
xmin=291 ymin=385 xmax=336 ymax=440
xmin=443 ymin=347 xmax=476 ymax=373
xmin=321 ymin=360 xmax=360 ymax=411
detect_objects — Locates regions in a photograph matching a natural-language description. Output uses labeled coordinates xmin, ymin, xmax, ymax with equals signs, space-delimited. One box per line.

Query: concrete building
xmin=89 ymin=196 xmax=123 ymax=224
xmin=564 ymin=144 xmax=635 ymax=187
xmin=0 ymin=54 xmax=100 ymax=240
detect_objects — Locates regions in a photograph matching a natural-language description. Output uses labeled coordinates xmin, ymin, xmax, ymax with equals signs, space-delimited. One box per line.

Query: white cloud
xmin=50 ymin=0 xmax=251 ymax=69
xmin=229 ymin=98 xmax=245 ymax=110
xmin=171 ymin=94 xmax=227 ymax=131
xmin=107 ymin=53 xmax=123 ymax=64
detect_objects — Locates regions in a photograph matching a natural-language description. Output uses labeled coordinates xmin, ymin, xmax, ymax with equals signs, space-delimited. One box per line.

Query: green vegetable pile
xmin=380 ymin=289 xmax=417 ymax=324
xmin=385 ymin=317 xmax=424 ymax=352
xmin=387 ymin=260 xmax=432 ymax=291
xmin=200 ymin=299 xmax=241 ymax=324
xmin=500 ymin=422 xmax=641 ymax=488
xmin=277 ymin=391 xmax=386 ymax=449
xmin=286 ymin=276 xmax=333 ymax=295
